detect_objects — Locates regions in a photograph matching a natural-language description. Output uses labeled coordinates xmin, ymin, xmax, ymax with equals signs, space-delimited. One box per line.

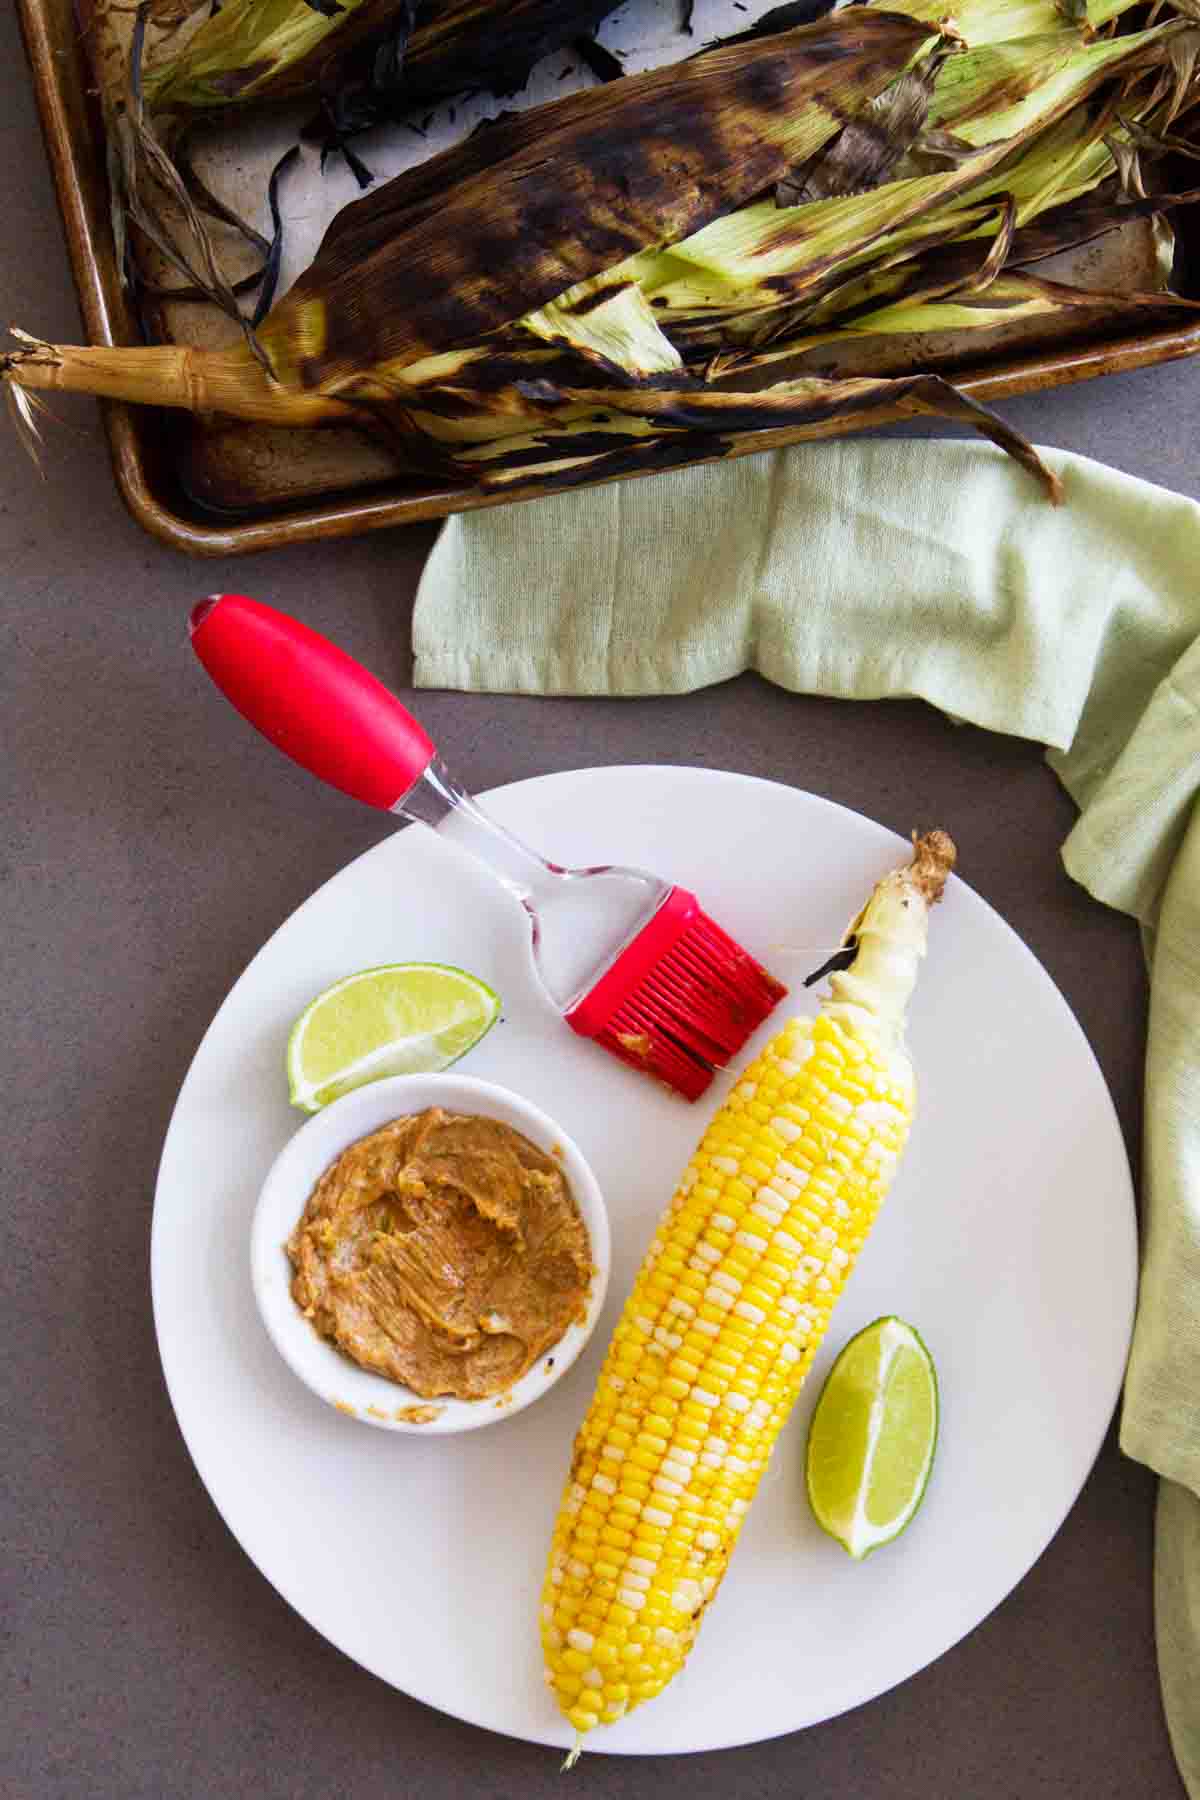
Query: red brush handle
xmin=189 ymin=594 xmax=435 ymax=811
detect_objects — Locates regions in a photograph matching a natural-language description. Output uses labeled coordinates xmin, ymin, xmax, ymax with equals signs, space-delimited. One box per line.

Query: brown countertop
xmin=2 ymin=2 xmax=1192 ymax=1789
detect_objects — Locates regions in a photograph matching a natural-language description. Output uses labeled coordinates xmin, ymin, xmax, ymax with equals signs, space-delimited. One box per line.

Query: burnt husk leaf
xmin=803 ymin=940 xmax=860 ymax=986
xmin=571 ymin=34 xmax=626 ymax=84
xmin=251 ymin=144 xmax=301 ymax=325
xmin=709 ymin=0 xmax=844 ymax=48
xmin=778 ymin=55 xmax=944 ymax=203
xmin=444 ymin=371 xmax=1064 ymax=501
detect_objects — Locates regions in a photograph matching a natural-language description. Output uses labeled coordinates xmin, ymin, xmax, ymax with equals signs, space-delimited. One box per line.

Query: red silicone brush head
xmin=565 ymin=888 xmax=787 ymax=1101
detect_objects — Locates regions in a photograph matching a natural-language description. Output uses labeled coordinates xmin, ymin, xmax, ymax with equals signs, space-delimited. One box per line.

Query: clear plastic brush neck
xmin=397 ymin=757 xmax=568 ymax=911
xmin=395 ymin=757 xmax=667 ymax=1012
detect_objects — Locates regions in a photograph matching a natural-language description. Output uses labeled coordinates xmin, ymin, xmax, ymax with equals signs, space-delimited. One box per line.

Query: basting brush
xmin=189 ymin=593 xmax=786 ymax=1099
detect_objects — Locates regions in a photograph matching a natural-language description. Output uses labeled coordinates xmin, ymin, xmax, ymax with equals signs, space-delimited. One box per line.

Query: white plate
xmin=152 ymin=767 xmax=1136 ymax=1757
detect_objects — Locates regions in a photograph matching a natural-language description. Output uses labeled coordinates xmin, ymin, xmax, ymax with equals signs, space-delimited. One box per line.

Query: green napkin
xmin=414 ymin=440 xmax=1200 ymax=1794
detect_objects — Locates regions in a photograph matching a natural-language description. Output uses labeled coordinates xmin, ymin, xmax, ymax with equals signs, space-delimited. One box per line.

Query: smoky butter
xmin=287 ymin=1108 xmax=592 ymax=1400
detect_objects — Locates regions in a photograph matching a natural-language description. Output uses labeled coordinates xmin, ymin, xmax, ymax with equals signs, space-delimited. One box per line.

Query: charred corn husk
xmin=7 ymin=1 xmax=1200 ymax=498
xmin=117 ymin=0 xmax=629 ymax=319
xmin=141 ymin=0 xmax=626 ymax=128
xmin=141 ymin=0 xmax=401 ymax=115
xmin=539 ymin=831 xmax=956 ymax=1743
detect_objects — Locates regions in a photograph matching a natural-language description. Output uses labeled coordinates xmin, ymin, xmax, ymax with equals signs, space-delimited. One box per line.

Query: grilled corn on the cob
xmin=540 ymin=830 xmax=955 ymax=1742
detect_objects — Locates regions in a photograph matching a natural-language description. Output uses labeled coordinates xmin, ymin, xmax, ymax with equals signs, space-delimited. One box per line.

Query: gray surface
xmin=2 ymin=4 xmax=1195 ymax=1792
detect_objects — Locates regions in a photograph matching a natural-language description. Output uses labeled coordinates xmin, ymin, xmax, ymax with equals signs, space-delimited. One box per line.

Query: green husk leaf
xmin=924 ymin=25 xmax=1166 ymax=143
xmin=1056 ymin=0 xmax=1092 ymax=31
xmin=522 ymin=283 xmax=684 ymax=377
xmin=703 ymin=204 xmax=1198 ymax=366
xmin=886 ymin=0 xmax=1136 ymax=41
xmin=143 ymin=0 xmax=387 ymax=112
xmin=823 ymin=263 xmax=1200 ymax=332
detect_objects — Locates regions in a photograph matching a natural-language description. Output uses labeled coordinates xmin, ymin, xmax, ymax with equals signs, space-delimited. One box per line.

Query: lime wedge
xmin=286 ymin=963 xmax=500 ymax=1113
xmin=805 ymin=1316 xmax=938 ymax=1559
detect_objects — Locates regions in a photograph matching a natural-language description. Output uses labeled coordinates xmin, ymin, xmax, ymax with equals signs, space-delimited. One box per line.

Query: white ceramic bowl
xmin=250 ymin=1072 xmax=610 ymax=1435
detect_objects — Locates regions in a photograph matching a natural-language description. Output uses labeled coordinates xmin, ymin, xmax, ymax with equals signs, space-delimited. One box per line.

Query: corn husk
xmin=116 ymin=0 xmax=631 ymax=324
xmin=7 ymin=2 xmax=1200 ymax=501
xmin=141 ymin=0 xmax=401 ymax=115
xmin=374 ymin=12 xmax=1194 ymax=393
xmin=141 ymin=0 xmax=624 ymax=126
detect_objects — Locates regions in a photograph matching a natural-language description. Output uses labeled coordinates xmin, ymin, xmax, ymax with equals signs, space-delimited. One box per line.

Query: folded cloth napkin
xmin=415 ymin=440 xmax=1200 ymax=1795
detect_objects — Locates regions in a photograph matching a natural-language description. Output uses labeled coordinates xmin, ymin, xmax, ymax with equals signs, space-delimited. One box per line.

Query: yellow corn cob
xmin=540 ymin=830 xmax=956 ymax=1744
